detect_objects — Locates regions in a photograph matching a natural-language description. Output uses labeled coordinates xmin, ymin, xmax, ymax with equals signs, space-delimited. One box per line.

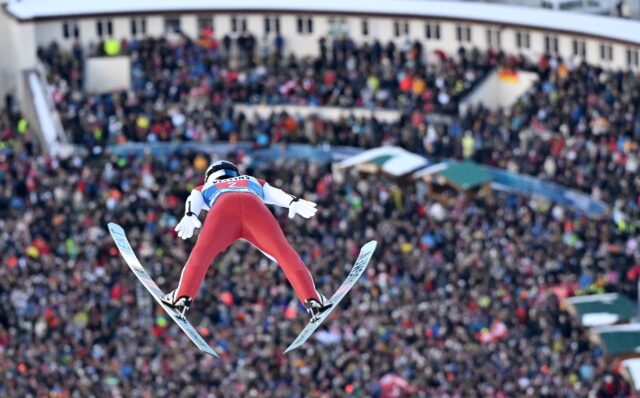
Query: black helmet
xmin=205 ymin=160 xmax=240 ymax=182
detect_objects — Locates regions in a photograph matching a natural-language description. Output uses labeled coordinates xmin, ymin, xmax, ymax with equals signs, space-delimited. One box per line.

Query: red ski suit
xmin=175 ymin=175 xmax=320 ymax=304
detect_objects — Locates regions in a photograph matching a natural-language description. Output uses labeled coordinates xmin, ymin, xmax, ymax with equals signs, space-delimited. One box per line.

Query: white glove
xmin=175 ymin=214 xmax=202 ymax=239
xmin=288 ymin=198 xmax=318 ymax=219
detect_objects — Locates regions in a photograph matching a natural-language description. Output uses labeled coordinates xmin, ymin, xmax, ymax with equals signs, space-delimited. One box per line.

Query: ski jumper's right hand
xmin=175 ymin=214 xmax=201 ymax=239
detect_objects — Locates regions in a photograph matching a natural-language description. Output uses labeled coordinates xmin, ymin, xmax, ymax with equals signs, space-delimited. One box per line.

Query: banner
xmin=487 ymin=167 xmax=607 ymax=217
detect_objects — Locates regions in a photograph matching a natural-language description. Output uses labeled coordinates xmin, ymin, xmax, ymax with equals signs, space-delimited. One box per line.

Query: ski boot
xmin=161 ymin=289 xmax=192 ymax=319
xmin=304 ymin=294 xmax=332 ymax=323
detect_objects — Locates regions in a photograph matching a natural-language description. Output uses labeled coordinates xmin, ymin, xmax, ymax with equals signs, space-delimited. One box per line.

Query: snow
xmin=581 ymin=312 xmax=620 ymax=327
xmin=567 ymin=293 xmax=619 ymax=304
xmin=592 ymin=323 xmax=640 ymax=334
xmin=622 ymin=358 xmax=640 ymax=391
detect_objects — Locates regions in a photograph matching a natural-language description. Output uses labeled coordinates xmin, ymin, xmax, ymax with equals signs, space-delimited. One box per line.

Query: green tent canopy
xmin=438 ymin=161 xmax=492 ymax=190
xmin=566 ymin=293 xmax=635 ymax=327
xmin=370 ymin=154 xmax=394 ymax=167
xmin=592 ymin=324 xmax=640 ymax=357
xmin=414 ymin=160 xmax=492 ymax=191
xmin=336 ymin=146 xmax=429 ymax=177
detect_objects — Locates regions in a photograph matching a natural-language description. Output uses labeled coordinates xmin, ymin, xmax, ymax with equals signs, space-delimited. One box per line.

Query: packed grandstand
xmin=1 ymin=27 xmax=639 ymax=396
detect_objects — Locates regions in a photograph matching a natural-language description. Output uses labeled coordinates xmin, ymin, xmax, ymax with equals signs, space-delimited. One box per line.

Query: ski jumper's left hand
xmin=175 ymin=189 xmax=206 ymax=239
xmin=288 ymin=197 xmax=317 ymax=219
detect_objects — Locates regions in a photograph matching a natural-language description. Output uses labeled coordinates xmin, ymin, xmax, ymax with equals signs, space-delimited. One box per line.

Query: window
xmin=627 ymin=48 xmax=639 ymax=67
xmin=130 ymin=18 xmax=147 ymax=36
xmin=62 ymin=21 xmax=80 ymax=39
xmin=456 ymin=25 xmax=471 ymax=42
xmin=425 ymin=22 xmax=441 ymax=40
xmin=198 ymin=16 xmax=214 ymax=33
xmin=328 ymin=17 xmax=348 ymax=37
xmin=265 ymin=17 xmax=271 ymax=34
xmin=486 ymin=28 xmax=501 ymax=48
xmin=164 ymin=16 xmax=181 ymax=34
xmin=599 ymin=43 xmax=613 ymax=61
xmin=295 ymin=17 xmax=313 ymax=35
xmin=560 ymin=0 xmax=584 ymax=10
xmin=96 ymin=19 xmax=113 ymax=38
xmin=362 ymin=19 xmax=369 ymax=36
xmin=393 ymin=20 xmax=409 ymax=37
xmin=515 ymin=30 xmax=530 ymax=49
xmin=544 ymin=34 xmax=559 ymax=54
xmin=572 ymin=39 xmax=586 ymax=57
xmin=230 ymin=15 xmax=247 ymax=33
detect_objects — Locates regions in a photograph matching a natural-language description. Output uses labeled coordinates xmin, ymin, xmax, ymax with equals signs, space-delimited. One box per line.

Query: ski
xmin=284 ymin=240 xmax=377 ymax=354
xmin=107 ymin=222 xmax=219 ymax=358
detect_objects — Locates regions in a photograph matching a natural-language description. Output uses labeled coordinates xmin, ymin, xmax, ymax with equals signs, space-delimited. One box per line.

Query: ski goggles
xmin=206 ymin=168 xmax=240 ymax=181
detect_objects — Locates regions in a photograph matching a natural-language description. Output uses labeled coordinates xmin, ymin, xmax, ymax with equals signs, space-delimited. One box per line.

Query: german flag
xmin=498 ymin=68 xmax=519 ymax=83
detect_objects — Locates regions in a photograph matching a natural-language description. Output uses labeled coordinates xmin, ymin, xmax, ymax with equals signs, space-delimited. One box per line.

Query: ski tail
xmin=284 ymin=240 xmax=377 ymax=353
xmin=108 ymin=222 xmax=220 ymax=358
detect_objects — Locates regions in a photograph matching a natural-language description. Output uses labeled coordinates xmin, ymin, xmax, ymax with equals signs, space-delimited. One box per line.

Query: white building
xmin=1 ymin=0 xmax=639 ymax=102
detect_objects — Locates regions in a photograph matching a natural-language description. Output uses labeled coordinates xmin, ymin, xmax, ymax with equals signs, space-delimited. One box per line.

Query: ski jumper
xmin=174 ymin=175 xmax=320 ymax=304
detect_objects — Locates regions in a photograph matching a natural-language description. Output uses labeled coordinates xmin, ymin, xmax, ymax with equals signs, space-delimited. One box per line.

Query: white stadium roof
xmin=4 ymin=0 xmax=640 ymax=45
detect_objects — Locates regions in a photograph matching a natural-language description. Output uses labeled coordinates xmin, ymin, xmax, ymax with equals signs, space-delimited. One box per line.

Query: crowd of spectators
xmin=1 ymin=97 xmax=637 ymax=396
xmin=43 ymin=33 xmax=640 ymax=213
xmin=38 ymin=36 xmax=494 ymax=148
xmin=445 ymin=59 xmax=640 ymax=225
xmin=2 ymin=30 xmax=639 ymax=398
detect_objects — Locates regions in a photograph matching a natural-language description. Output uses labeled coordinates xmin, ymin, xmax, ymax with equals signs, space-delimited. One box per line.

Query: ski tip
xmin=107 ymin=222 xmax=125 ymax=235
xmin=107 ymin=222 xmax=120 ymax=230
xmin=361 ymin=240 xmax=377 ymax=253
